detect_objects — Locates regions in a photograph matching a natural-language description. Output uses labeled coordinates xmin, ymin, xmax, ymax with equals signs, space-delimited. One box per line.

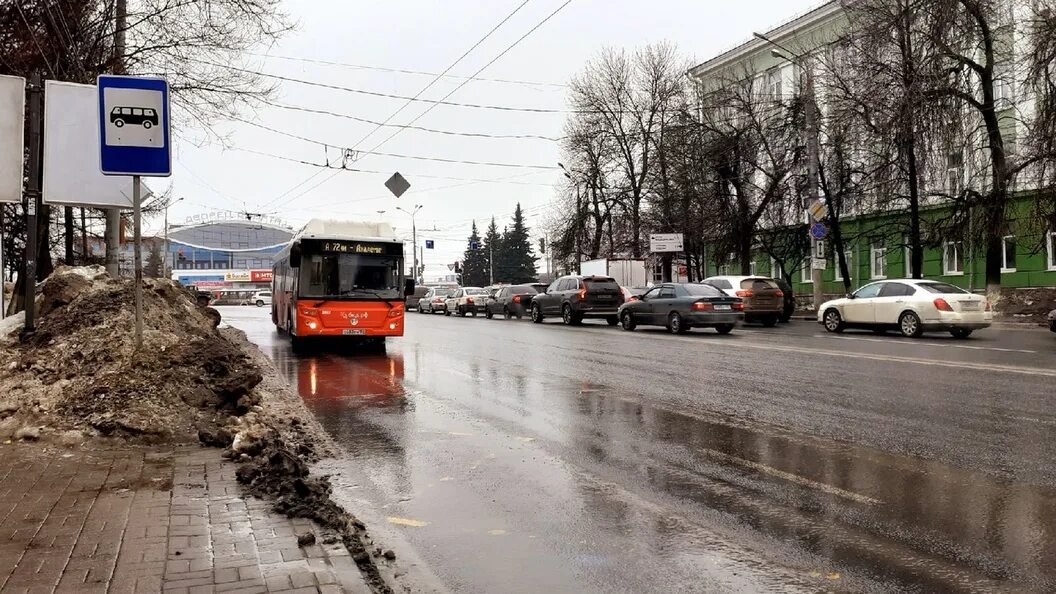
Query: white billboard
xmin=649 ymin=233 xmax=684 ymax=253
xmin=0 ymin=75 xmax=25 ymax=204
xmin=43 ymin=80 xmax=133 ymax=208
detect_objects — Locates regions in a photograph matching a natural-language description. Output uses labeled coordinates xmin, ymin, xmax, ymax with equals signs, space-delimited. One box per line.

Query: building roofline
xmin=168 ymin=220 xmax=295 ymax=235
xmin=688 ymin=0 xmax=843 ymax=79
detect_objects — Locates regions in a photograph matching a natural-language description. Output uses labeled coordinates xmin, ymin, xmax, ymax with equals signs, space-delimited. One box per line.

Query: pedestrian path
xmin=0 ymin=442 xmax=371 ymax=594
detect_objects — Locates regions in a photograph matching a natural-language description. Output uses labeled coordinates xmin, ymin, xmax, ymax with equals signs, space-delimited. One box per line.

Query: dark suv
xmin=530 ymin=275 xmax=624 ymax=325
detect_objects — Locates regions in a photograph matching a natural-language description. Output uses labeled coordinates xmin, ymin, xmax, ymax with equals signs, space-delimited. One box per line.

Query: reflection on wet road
xmin=222 ymin=307 xmax=1056 ymax=593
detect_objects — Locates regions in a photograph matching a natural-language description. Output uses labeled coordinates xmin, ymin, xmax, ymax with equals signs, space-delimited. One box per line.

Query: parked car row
xmin=415 ymin=274 xmax=1000 ymax=339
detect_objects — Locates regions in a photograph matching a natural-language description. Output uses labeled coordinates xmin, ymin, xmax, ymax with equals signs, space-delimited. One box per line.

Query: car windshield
xmin=684 ymin=284 xmax=725 ymax=296
xmin=298 ymin=253 xmax=402 ymax=299
xmin=917 ymin=282 xmax=969 ymax=295
xmin=511 ymin=286 xmax=537 ymax=295
xmin=741 ymin=278 xmax=779 ymax=291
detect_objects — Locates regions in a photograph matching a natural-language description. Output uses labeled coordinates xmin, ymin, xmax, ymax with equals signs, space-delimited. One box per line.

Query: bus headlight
xmin=307 ymin=320 xmax=318 ymax=330
xmin=389 ymin=322 xmax=397 ymax=330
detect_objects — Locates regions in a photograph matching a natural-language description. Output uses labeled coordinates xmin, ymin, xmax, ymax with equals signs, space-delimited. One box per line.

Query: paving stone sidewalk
xmin=0 ymin=442 xmax=372 ymax=594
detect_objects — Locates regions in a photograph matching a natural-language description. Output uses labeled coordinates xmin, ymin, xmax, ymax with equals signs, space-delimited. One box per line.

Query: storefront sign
xmin=194 ymin=280 xmax=228 ymax=288
xmin=184 ymin=210 xmax=288 ymax=228
xmin=224 ymin=271 xmax=251 ymax=282
xmin=250 ymin=270 xmax=273 ymax=282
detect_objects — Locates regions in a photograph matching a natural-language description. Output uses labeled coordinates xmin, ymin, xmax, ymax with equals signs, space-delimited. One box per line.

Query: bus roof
xmin=294 ymin=219 xmax=400 ymax=243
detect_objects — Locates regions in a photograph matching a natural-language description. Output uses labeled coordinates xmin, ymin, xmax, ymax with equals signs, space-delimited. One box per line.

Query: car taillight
xmin=985 ymin=299 xmax=993 ymax=312
xmin=691 ymin=302 xmax=714 ymax=312
xmin=732 ymin=302 xmax=744 ymax=311
xmin=774 ymin=290 xmax=784 ymax=297
xmin=577 ymin=288 xmax=587 ymax=300
xmin=735 ymin=290 xmax=753 ymax=297
xmin=934 ymin=298 xmax=954 ymax=312
xmin=388 ymin=308 xmax=402 ymax=317
xmin=513 ymin=295 xmax=521 ymax=303
xmin=627 ymin=296 xmax=639 ymax=302
xmin=466 ymin=297 xmax=474 ymax=304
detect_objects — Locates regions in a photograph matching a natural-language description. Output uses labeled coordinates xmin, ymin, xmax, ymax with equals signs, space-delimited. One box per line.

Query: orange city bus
xmin=271 ymin=220 xmax=415 ymax=349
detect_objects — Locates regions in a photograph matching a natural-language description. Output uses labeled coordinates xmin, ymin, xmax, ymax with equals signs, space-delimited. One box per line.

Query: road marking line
xmin=387 ymin=516 xmax=429 ymax=527
xmin=700 ymin=448 xmax=882 ymax=505
xmin=812 ymin=333 xmax=1036 ymax=354
xmin=575 ymin=327 xmax=1056 ymax=377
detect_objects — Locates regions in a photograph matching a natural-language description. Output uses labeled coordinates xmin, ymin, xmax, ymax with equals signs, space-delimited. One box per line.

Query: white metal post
xmin=132 ymin=175 xmax=143 ymax=349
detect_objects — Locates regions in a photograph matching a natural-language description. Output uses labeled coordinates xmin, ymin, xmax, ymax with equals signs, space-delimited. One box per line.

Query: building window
xmin=750 ymin=260 xmax=757 ymax=276
xmin=994 ymin=61 xmax=1013 ymax=106
xmin=944 ymin=241 xmax=964 ymax=275
xmin=835 ymin=249 xmax=853 ymax=282
xmin=904 ymin=239 xmax=914 ymax=277
xmin=771 ymin=258 xmax=784 ymax=280
xmin=1047 ymin=230 xmax=1056 ymax=270
xmin=768 ymin=69 xmax=782 ymax=101
xmin=947 ymin=151 xmax=964 ymax=196
xmin=801 ymin=257 xmax=812 ymax=283
xmin=870 ymin=241 xmax=887 ymax=280
xmin=1001 ymin=236 xmax=1016 ymax=272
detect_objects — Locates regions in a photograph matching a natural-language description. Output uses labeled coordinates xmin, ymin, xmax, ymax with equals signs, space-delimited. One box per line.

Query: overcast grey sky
xmin=168 ymin=0 xmax=821 ymax=279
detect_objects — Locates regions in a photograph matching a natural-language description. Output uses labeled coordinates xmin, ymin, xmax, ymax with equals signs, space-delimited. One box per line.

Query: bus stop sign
xmin=97 ymin=75 xmax=171 ymax=176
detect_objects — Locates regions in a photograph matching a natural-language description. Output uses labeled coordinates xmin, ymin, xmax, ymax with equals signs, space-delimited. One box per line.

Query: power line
xmin=264 ymin=101 xmax=564 ymax=141
xmin=263 ymin=0 xmax=535 ymax=212
xmin=230 ymin=118 xmax=560 ymax=169
xmin=13 ymin=2 xmax=56 ymax=76
xmin=365 ymin=0 xmax=575 ymax=156
xmin=193 ymin=59 xmax=573 ymax=114
xmin=245 ymin=52 xmax=568 ymax=89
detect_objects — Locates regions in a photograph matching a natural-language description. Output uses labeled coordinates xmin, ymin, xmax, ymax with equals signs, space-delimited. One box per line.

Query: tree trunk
xmin=829 ymin=212 xmax=852 ymax=292
xmin=906 ymin=139 xmax=924 ymax=279
xmin=80 ymin=208 xmax=89 ymax=263
xmin=739 ymin=231 xmax=753 ymax=275
xmin=984 ymin=234 xmax=1002 ymax=302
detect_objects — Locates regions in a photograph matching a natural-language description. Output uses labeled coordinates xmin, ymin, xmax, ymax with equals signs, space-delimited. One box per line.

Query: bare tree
xmin=922 ymin=0 xmax=1056 ymax=299
xmin=697 ymin=68 xmax=802 ymax=275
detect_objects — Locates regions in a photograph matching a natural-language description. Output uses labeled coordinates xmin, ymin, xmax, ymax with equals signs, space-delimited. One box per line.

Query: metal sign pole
xmin=22 ymin=72 xmax=43 ymax=336
xmin=133 ymin=175 xmax=143 ymax=349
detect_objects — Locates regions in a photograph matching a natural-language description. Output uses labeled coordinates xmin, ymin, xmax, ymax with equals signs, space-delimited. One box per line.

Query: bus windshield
xmin=299 ymin=253 xmax=402 ymax=299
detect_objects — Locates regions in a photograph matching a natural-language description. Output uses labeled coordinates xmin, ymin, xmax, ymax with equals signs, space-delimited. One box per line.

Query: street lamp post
xmin=753 ymin=32 xmax=824 ymax=312
xmin=396 ymin=204 xmax=423 ymax=282
xmin=164 ymin=196 xmax=184 ymax=278
xmin=558 ymin=163 xmax=583 ymax=274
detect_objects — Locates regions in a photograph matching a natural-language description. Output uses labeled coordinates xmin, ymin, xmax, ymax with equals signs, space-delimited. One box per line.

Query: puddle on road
xmin=558 ymin=381 xmax=1056 ymax=592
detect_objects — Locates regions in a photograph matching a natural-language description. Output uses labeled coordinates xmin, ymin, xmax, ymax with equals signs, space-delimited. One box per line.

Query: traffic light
xmin=454 ymin=261 xmax=462 ymax=274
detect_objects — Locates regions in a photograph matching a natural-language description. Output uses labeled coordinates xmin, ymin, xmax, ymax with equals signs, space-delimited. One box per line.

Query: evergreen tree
xmin=461 ymin=221 xmax=489 ymax=286
xmin=482 ymin=217 xmax=504 ymax=283
xmin=145 ymin=240 xmax=164 ymax=278
xmin=501 ymin=204 xmax=538 ymax=283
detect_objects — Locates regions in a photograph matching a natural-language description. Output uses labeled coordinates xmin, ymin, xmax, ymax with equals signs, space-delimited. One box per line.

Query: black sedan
xmin=484 ymin=284 xmax=539 ymax=319
xmin=618 ymin=283 xmax=744 ymax=334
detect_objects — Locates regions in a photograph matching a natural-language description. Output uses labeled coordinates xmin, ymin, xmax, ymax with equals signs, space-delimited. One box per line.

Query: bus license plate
xmin=714 ymin=304 xmax=732 ymax=311
xmin=342 ymin=329 xmax=366 ymax=335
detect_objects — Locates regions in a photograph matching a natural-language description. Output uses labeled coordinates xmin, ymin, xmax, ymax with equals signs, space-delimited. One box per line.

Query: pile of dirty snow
xmin=0 ymin=266 xmax=262 ymax=441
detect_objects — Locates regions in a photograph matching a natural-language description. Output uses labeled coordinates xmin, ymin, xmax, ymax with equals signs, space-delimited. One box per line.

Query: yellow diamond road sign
xmin=385 ymin=172 xmax=410 ymax=198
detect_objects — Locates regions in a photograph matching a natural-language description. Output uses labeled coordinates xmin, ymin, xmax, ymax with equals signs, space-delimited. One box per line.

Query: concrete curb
xmin=789 ymin=314 xmax=1046 ymax=328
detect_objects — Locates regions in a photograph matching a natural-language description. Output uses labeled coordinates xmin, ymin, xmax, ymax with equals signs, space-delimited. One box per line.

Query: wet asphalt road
xmin=220 ymin=306 xmax=1056 ymax=593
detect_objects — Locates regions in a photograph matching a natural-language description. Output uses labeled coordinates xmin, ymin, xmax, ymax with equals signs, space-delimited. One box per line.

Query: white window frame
xmin=870 ymin=242 xmax=887 ymax=280
xmin=1047 ymin=231 xmax=1056 ymax=271
xmin=801 ymin=258 xmax=812 ymax=283
xmin=994 ymin=60 xmax=1013 ymax=106
xmin=834 ymin=249 xmax=853 ymax=282
xmin=771 ymin=258 xmax=784 ymax=280
xmin=947 ymin=151 xmax=964 ymax=196
xmin=750 ymin=260 xmax=757 ymax=276
xmin=904 ymin=240 xmax=914 ymax=277
xmin=1001 ymin=235 xmax=1016 ymax=273
xmin=943 ymin=241 xmax=964 ymax=275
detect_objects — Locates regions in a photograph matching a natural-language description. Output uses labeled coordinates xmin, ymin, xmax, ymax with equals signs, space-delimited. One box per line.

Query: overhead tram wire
xmin=229 ymin=118 xmax=559 ymax=169
xmin=245 ymin=52 xmax=568 ymax=89
xmin=363 ymin=0 xmax=575 ymax=156
xmin=261 ymin=0 xmax=535 ymax=212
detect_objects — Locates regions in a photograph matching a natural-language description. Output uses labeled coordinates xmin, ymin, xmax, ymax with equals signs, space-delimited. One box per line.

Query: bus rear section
xmin=272 ymin=224 xmax=415 ymax=348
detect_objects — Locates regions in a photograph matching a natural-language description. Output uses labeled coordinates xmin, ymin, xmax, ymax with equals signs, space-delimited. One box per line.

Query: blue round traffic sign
xmin=809 ymin=222 xmax=827 ymax=240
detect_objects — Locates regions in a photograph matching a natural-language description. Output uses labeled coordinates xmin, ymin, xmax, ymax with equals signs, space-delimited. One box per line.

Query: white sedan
xmin=817 ymin=279 xmax=992 ymax=338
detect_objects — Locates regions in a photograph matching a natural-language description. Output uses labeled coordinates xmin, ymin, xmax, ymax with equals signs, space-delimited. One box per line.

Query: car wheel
xmin=950 ymin=328 xmax=973 ymax=339
xmin=899 ymin=311 xmax=924 ymax=338
xmin=485 ymin=308 xmax=493 ymax=319
xmin=470 ymin=310 xmax=477 ymax=317
xmin=114 ymin=119 xmax=124 ymax=127
xmin=668 ymin=312 xmax=687 ymax=334
xmin=458 ymin=306 xmax=466 ymax=317
xmin=605 ymin=316 xmax=618 ymax=326
xmin=256 ymin=300 xmax=264 ymax=307
xmin=620 ymin=311 xmax=637 ymax=331
xmin=761 ymin=315 xmax=778 ymax=328
xmin=444 ymin=309 xmax=451 ymax=316
xmin=503 ymin=306 xmax=512 ymax=320
xmin=562 ymin=304 xmax=581 ymax=325
xmin=823 ymin=309 xmax=845 ymax=333
xmin=715 ymin=324 xmax=734 ymax=335
xmin=143 ymin=120 xmax=153 ymax=129
xmin=531 ymin=304 xmax=544 ymax=323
